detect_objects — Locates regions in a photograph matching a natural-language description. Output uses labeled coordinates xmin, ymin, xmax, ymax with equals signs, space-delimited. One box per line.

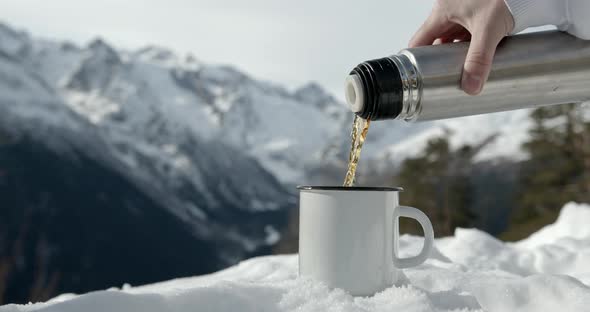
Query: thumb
xmin=461 ymin=29 xmax=502 ymax=95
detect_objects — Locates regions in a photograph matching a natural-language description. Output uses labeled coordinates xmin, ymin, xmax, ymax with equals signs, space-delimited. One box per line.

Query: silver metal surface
xmin=390 ymin=53 xmax=422 ymax=121
xmin=394 ymin=31 xmax=590 ymax=122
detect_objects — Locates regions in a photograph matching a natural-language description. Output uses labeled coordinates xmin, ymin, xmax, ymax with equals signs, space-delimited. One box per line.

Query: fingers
xmin=455 ymin=32 xmax=472 ymax=42
xmin=434 ymin=38 xmax=453 ymax=45
xmin=461 ymin=29 xmax=503 ymax=95
xmin=409 ymin=15 xmax=445 ymax=48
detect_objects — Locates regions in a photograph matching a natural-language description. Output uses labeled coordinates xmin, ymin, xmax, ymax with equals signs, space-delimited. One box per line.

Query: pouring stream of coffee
xmin=343 ymin=115 xmax=371 ymax=186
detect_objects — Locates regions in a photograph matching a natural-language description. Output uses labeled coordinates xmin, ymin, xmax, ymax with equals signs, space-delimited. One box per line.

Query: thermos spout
xmin=345 ymin=75 xmax=365 ymax=113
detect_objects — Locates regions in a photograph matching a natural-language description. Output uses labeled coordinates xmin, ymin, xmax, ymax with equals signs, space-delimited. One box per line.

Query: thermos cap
xmin=345 ymin=74 xmax=365 ymax=113
xmin=347 ymin=56 xmax=405 ymax=120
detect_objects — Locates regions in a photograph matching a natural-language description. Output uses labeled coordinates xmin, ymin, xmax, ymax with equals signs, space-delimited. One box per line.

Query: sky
xmin=1 ymin=0 xmax=434 ymax=99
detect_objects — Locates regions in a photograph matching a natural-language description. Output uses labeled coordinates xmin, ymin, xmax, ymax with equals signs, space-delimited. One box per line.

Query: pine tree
xmin=517 ymin=104 xmax=590 ymax=223
xmin=0 ymin=130 xmax=12 ymax=146
xmin=394 ymin=130 xmax=485 ymax=236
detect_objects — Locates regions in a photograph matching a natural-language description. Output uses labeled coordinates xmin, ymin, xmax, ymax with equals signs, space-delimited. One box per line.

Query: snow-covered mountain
xmin=0 ymin=22 xmax=310 ymax=301
xmin=0 ymin=21 xmax=537 ymax=186
xmin=0 ymin=23 xmax=296 ymax=250
xmin=0 ymin=23 xmax=350 ymax=182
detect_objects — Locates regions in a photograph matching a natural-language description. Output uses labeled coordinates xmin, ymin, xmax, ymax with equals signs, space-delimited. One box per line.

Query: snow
xmin=371 ymin=109 xmax=532 ymax=169
xmin=264 ymin=225 xmax=281 ymax=245
xmin=515 ymin=202 xmax=590 ymax=249
xmin=0 ymin=23 xmax=30 ymax=58
xmin=64 ymin=90 xmax=121 ymax=124
xmin=4 ymin=202 xmax=590 ymax=312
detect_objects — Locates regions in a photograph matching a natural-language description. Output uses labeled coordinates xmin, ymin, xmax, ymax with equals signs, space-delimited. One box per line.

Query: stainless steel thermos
xmin=345 ymin=31 xmax=590 ymax=121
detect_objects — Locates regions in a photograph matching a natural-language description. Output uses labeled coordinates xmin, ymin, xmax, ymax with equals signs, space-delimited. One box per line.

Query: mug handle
xmin=392 ymin=206 xmax=434 ymax=269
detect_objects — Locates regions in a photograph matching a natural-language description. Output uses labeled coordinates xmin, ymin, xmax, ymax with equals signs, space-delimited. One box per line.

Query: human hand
xmin=409 ymin=0 xmax=515 ymax=95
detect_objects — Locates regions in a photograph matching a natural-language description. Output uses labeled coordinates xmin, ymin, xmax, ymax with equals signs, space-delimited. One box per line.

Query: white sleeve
xmin=504 ymin=0 xmax=590 ymax=39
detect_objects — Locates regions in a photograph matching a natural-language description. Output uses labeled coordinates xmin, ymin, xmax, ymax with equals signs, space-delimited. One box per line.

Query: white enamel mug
xmin=298 ymin=186 xmax=434 ymax=296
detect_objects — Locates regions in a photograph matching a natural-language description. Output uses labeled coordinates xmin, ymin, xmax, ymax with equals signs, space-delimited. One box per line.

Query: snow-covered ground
xmin=3 ymin=202 xmax=590 ymax=312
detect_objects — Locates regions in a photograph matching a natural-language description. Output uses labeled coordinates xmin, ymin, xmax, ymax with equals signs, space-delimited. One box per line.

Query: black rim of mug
xmin=297 ymin=186 xmax=403 ymax=192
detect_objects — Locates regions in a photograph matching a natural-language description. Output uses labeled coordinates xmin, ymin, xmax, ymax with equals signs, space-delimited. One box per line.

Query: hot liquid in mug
xmin=298 ymin=186 xmax=434 ymax=296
